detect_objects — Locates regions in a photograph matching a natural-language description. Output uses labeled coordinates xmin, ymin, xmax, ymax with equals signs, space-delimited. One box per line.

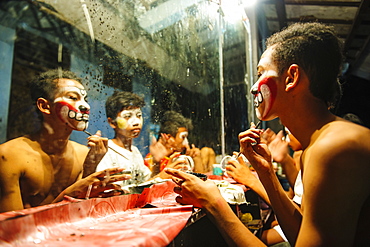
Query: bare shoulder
xmin=304 ymin=119 xmax=370 ymax=177
xmin=309 ymin=119 xmax=369 ymax=152
xmin=0 ymin=136 xmax=39 ymax=173
xmin=0 ymin=136 xmax=38 ymax=158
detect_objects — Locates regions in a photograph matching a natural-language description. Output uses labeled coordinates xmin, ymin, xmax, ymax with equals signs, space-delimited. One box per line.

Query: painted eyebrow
xmin=66 ymin=90 xmax=88 ymax=100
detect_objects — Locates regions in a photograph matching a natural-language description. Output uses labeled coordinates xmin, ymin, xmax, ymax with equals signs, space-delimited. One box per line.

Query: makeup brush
xmin=83 ymin=130 xmax=129 ymax=160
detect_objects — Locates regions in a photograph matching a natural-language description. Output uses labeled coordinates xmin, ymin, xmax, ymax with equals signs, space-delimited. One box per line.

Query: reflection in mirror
xmin=0 ymin=0 xmax=255 ymax=158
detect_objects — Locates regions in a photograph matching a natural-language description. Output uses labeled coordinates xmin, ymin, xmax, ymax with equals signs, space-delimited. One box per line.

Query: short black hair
xmin=266 ymin=22 xmax=343 ymax=108
xmin=159 ymin=111 xmax=193 ymax=137
xmin=105 ymin=91 xmax=145 ymax=119
xmin=30 ymin=69 xmax=83 ymax=102
xmin=29 ymin=69 xmax=83 ymax=120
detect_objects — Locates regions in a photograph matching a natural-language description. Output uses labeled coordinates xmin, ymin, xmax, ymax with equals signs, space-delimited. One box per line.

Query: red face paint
xmin=55 ymin=101 xmax=90 ymax=130
xmin=256 ymin=77 xmax=278 ymax=119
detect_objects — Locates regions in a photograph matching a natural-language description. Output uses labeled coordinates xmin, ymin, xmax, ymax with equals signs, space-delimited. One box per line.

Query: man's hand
xmin=185 ymin=144 xmax=201 ymax=158
xmin=149 ymin=134 xmax=171 ymax=163
xmin=54 ymin=168 xmax=131 ymax=202
xmin=225 ymin=152 xmax=259 ymax=186
xmin=83 ymin=130 xmax=108 ymax=177
xmin=156 ymin=153 xmax=192 ymax=179
xmin=185 ymin=144 xmax=203 ymax=172
xmin=165 ymin=168 xmax=222 ymax=209
xmin=265 ymin=129 xmax=290 ymax=163
xmin=238 ymin=122 xmax=273 ymax=175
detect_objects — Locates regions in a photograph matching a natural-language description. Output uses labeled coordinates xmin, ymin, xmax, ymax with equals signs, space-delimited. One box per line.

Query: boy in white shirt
xmin=95 ymin=91 xmax=151 ymax=190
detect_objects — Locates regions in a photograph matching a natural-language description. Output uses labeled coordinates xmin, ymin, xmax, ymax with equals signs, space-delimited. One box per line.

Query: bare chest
xmin=21 ymin=151 xmax=82 ymax=206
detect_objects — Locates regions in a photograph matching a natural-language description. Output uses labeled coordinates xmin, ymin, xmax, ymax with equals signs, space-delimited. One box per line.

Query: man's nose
xmin=132 ymin=117 xmax=141 ymax=126
xmin=79 ymin=104 xmax=90 ymax=113
xmin=250 ymin=82 xmax=258 ymax=95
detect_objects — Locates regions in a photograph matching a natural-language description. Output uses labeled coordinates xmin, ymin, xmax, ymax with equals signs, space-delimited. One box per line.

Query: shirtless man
xmin=165 ymin=22 xmax=370 ymax=246
xmin=144 ymin=110 xmax=203 ymax=176
xmin=0 ymin=69 xmax=129 ymax=213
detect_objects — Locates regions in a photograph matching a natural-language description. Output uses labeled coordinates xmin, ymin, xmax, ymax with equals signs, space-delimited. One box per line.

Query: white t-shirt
xmin=96 ymin=140 xmax=151 ymax=189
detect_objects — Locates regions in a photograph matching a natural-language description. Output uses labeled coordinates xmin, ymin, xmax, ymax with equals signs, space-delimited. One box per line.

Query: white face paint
xmin=115 ymin=108 xmax=143 ymax=137
xmin=251 ymin=48 xmax=280 ymax=121
xmin=54 ymin=86 xmax=90 ymax=131
xmin=178 ymin=131 xmax=189 ymax=146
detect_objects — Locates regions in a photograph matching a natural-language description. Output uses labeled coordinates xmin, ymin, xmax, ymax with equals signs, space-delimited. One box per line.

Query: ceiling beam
xmin=344 ymin=0 xmax=370 ymax=52
xmin=284 ymin=1 xmax=361 ymax=7
xmin=275 ymin=0 xmax=287 ymax=29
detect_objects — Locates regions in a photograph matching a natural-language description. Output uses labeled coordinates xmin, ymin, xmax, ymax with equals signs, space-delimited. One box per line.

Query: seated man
xmin=92 ymin=91 xmax=151 ymax=188
xmin=165 ymin=22 xmax=370 ymax=246
xmin=144 ymin=110 xmax=207 ymax=176
xmin=0 ymin=69 xmax=129 ymax=213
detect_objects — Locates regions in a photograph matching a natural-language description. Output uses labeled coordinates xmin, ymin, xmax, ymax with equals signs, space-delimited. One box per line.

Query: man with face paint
xmin=0 ymin=69 xmax=130 ymax=213
xmin=165 ymin=22 xmax=370 ymax=246
xmin=144 ymin=110 xmax=207 ymax=177
xmin=91 ymin=91 xmax=151 ymax=189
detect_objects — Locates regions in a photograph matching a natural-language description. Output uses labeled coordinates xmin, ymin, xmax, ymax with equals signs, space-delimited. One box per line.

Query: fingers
xmin=99 ymin=189 xmax=123 ymax=198
xmin=262 ymin=128 xmax=276 ymax=144
xmin=174 ymin=186 xmax=182 ymax=194
xmin=165 ymin=167 xmax=190 ymax=180
xmin=169 ymin=152 xmax=181 ymax=159
xmin=110 ymin=174 xmax=131 ymax=182
xmin=250 ymin=121 xmax=257 ymax=128
xmin=172 ymin=163 xmax=192 ymax=172
xmin=226 ymin=158 xmax=239 ymax=168
xmin=94 ymin=168 xmax=131 ymax=181
xmin=173 ymin=177 xmax=184 ymax=186
xmin=276 ymin=130 xmax=285 ymax=141
xmin=150 ymin=136 xmax=157 ymax=145
xmin=87 ymin=131 xmax=108 ymax=148
xmin=236 ymin=155 xmax=247 ymax=166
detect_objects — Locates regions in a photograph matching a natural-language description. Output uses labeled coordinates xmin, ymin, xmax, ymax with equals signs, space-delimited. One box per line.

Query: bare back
xmin=298 ymin=118 xmax=370 ymax=245
xmin=0 ymin=136 xmax=88 ymax=212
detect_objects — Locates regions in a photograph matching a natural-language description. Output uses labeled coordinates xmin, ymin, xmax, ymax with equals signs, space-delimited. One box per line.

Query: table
xmin=0 ymin=180 xmax=265 ymax=246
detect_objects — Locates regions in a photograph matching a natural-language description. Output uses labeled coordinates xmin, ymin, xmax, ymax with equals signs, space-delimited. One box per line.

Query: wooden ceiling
xmin=259 ymin=0 xmax=370 ymax=80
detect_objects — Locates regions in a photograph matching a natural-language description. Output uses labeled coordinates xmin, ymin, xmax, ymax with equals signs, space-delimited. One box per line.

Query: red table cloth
xmin=0 ymin=181 xmax=193 ymax=246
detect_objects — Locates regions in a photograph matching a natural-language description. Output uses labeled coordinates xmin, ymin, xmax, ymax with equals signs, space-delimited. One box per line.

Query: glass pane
xmin=0 ymin=0 xmax=253 ymax=158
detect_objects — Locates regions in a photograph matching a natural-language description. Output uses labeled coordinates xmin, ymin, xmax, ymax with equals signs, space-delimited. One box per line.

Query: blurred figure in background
xmin=145 ymin=110 xmax=215 ymax=176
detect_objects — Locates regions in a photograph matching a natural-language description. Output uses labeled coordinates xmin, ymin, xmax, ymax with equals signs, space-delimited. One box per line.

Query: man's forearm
xmin=279 ymin=154 xmax=299 ymax=188
xmin=204 ymin=197 xmax=266 ymax=247
xmin=258 ymin=169 xmax=302 ymax=245
xmin=83 ymin=153 xmax=105 ymax=177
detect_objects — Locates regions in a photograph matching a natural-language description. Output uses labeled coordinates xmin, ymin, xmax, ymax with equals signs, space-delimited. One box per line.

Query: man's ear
xmin=285 ymin=64 xmax=300 ymax=91
xmin=108 ymin=117 xmax=116 ymax=129
xmin=36 ymin=98 xmax=51 ymax=115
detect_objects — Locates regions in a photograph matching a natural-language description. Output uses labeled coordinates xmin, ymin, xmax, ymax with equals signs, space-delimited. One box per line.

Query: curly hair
xmin=159 ymin=111 xmax=193 ymax=137
xmin=266 ymin=22 xmax=343 ymax=108
xmin=29 ymin=69 xmax=83 ymax=120
xmin=30 ymin=69 xmax=83 ymax=102
xmin=105 ymin=91 xmax=145 ymax=119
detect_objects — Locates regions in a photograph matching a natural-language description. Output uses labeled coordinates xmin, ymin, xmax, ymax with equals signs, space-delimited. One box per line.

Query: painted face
xmin=173 ymin=127 xmax=189 ymax=151
xmin=250 ymin=48 xmax=279 ymax=120
xmin=54 ymin=85 xmax=90 ymax=131
xmin=115 ymin=108 xmax=143 ymax=138
xmin=251 ymin=77 xmax=278 ymax=119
